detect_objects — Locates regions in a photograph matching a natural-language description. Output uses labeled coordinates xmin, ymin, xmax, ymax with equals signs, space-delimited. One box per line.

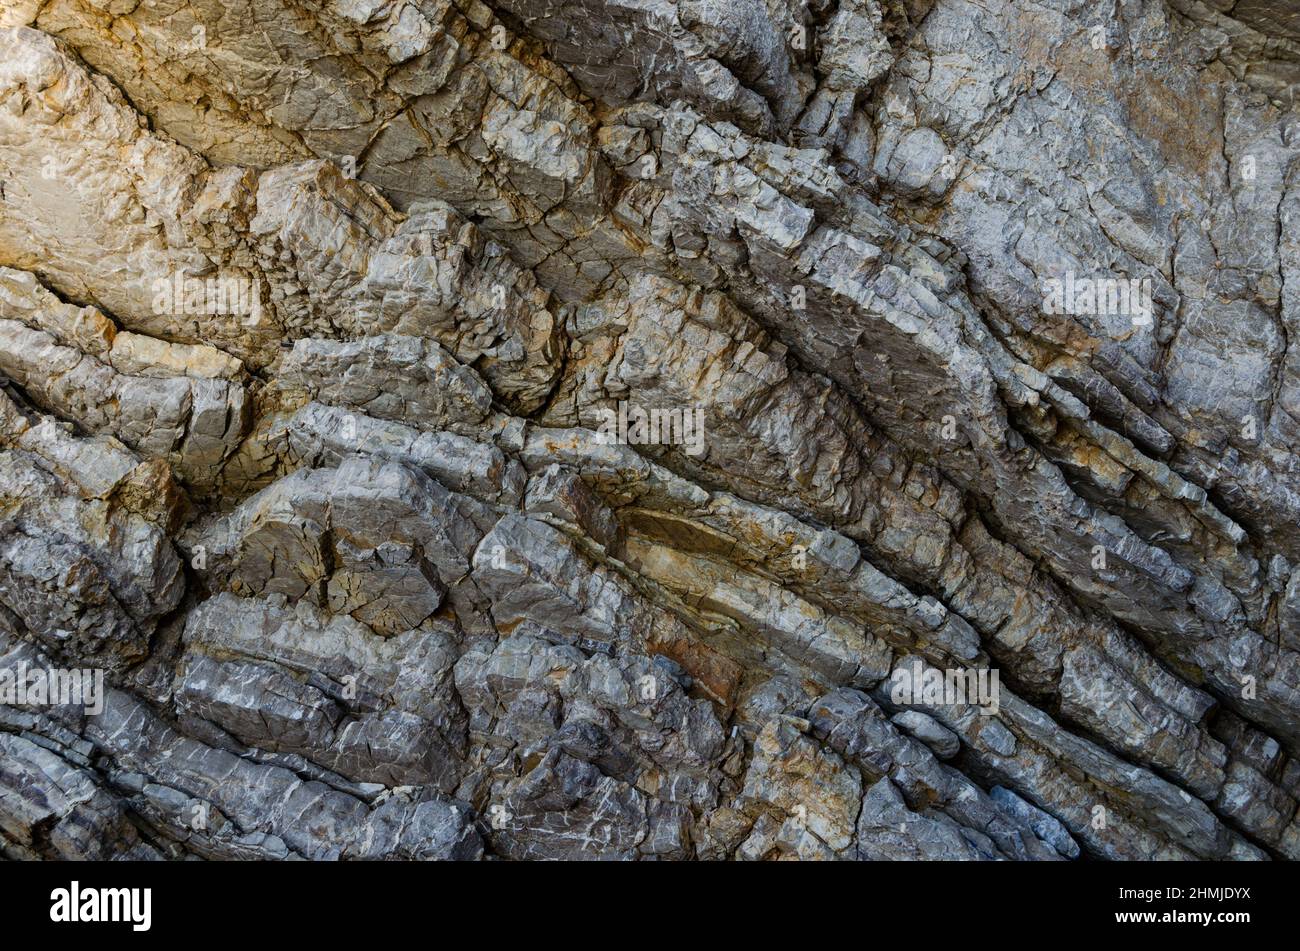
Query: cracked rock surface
xmin=1 ymin=0 xmax=1298 ymax=860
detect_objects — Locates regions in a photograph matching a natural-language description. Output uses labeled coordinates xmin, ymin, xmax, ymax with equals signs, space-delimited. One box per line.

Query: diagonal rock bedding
xmin=1 ymin=0 xmax=1299 ymax=861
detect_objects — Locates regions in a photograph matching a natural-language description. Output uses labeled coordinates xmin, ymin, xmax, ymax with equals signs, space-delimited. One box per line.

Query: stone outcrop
xmin=1 ymin=0 xmax=1299 ymax=861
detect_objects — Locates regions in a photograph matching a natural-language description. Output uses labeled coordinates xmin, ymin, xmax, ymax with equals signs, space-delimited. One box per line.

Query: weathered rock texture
xmin=1 ymin=0 xmax=1298 ymax=860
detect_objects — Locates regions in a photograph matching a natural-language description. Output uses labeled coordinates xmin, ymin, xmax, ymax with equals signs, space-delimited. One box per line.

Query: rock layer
xmin=1 ymin=0 xmax=1298 ymax=860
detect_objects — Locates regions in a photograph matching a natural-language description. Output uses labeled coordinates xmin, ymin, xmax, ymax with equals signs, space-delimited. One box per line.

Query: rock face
xmin=0 ymin=0 xmax=1298 ymax=861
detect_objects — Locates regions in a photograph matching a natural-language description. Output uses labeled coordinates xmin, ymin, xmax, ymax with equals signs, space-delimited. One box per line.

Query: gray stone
xmin=1 ymin=0 xmax=1298 ymax=863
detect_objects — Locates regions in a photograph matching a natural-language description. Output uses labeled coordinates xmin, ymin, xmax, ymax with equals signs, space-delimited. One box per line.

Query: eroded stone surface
xmin=2 ymin=1 xmax=1299 ymax=861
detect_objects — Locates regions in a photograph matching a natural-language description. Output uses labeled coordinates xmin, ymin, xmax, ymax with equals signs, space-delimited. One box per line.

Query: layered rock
xmin=2 ymin=1 xmax=1299 ymax=861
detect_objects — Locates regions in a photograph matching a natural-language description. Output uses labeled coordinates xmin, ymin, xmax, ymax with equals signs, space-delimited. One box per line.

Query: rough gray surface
xmin=0 ymin=0 xmax=1298 ymax=860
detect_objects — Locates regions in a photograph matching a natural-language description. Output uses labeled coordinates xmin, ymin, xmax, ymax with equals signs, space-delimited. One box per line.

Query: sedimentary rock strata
xmin=1 ymin=0 xmax=1299 ymax=861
